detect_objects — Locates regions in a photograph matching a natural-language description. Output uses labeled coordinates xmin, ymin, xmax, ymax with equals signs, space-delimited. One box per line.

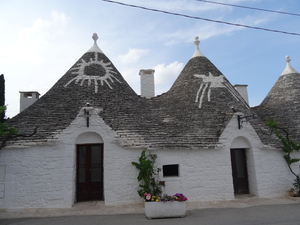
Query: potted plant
xmin=132 ymin=150 xmax=188 ymax=219
xmin=144 ymin=193 xmax=188 ymax=219
xmin=131 ymin=149 xmax=165 ymax=198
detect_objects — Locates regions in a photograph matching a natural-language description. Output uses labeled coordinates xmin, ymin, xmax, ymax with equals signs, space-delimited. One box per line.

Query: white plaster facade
xmin=0 ymin=107 xmax=141 ymax=208
xmin=219 ymin=113 xmax=296 ymax=198
xmin=0 ymin=109 xmax=298 ymax=209
xmin=1 ymin=34 xmax=299 ymax=210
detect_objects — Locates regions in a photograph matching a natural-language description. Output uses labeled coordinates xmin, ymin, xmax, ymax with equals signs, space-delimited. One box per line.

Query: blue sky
xmin=1 ymin=0 xmax=300 ymax=117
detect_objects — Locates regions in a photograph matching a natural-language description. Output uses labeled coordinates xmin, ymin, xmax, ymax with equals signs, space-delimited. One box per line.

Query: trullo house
xmin=0 ymin=34 xmax=299 ymax=209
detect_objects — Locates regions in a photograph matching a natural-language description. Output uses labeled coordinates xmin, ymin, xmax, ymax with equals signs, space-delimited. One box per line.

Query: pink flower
xmin=146 ymin=194 xmax=151 ymax=200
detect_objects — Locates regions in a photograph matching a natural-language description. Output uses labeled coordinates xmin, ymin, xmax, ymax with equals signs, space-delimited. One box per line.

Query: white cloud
xmin=18 ymin=11 xmax=69 ymax=42
xmin=122 ymin=0 xmax=258 ymax=13
xmin=118 ymin=48 xmax=149 ymax=64
xmin=154 ymin=61 xmax=184 ymax=94
xmin=162 ymin=12 xmax=273 ymax=45
xmin=51 ymin=11 xmax=69 ymax=25
xmin=1 ymin=10 xmax=70 ymax=117
xmin=1 ymin=10 xmax=69 ymax=66
xmin=119 ymin=61 xmax=184 ymax=96
xmin=154 ymin=61 xmax=184 ymax=84
xmin=120 ymin=68 xmax=140 ymax=94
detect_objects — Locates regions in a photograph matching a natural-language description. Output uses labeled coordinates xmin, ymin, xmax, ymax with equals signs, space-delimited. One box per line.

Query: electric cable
xmin=102 ymin=0 xmax=300 ymax=36
xmin=196 ymin=0 xmax=300 ymax=17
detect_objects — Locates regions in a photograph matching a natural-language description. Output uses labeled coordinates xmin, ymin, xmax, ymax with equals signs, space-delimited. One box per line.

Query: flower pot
xmin=145 ymin=201 xmax=186 ymax=219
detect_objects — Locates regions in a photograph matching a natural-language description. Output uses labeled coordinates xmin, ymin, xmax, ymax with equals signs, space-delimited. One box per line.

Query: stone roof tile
xmin=6 ymin=34 xmax=276 ymax=149
xmin=253 ymin=57 xmax=300 ymax=141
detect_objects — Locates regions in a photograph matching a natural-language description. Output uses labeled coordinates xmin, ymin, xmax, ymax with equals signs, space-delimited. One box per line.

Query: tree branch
xmin=0 ymin=127 xmax=38 ymax=150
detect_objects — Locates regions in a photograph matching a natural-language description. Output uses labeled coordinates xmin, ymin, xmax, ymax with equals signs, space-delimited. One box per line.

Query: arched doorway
xmin=75 ymin=132 xmax=104 ymax=202
xmin=230 ymin=149 xmax=249 ymax=194
xmin=230 ymin=137 xmax=251 ymax=195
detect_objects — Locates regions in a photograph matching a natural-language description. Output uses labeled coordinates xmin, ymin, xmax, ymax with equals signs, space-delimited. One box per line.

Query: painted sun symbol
xmin=64 ymin=52 xmax=121 ymax=93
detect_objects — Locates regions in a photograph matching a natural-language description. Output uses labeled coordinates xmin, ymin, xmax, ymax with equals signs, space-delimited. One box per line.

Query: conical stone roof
xmin=6 ymin=35 xmax=273 ymax=149
xmin=253 ymin=56 xmax=300 ymax=139
xmin=7 ymin=34 xmax=139 ymax=142
xmin=152 ymin=42 xmax=273 ymax=147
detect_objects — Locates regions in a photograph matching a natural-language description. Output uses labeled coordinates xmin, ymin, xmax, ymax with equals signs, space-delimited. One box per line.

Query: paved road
xmin=0 ymin=203 xmax=299 ymax=225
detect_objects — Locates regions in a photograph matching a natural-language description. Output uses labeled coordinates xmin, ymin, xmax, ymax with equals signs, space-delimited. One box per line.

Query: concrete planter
xmin=145 ymin=201 xmax=186 ymax=219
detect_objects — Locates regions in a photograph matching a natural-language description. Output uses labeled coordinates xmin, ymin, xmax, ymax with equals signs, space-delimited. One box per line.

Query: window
xmin=163 ymin=164 xmax=179 ymax=177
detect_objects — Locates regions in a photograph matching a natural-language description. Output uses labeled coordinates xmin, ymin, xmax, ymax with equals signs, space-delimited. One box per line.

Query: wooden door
xmin=230 ymin=149 xmax=249 ymax=195
xmin=76 ymin=144 xmax=104 ymax=202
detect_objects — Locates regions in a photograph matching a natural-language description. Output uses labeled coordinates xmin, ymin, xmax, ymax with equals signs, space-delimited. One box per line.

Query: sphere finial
xmin=281 ymin=55 xmax=299 ymax=76
xmin=86 ymin=33 xmax=103 ymax=53
xmin=92 ymin=33 xmax=98 ymax=43
xmin=194 ymin=36 xmax=200 ymax=50
xmin=191 ymin=36 xmax=205 ymax=58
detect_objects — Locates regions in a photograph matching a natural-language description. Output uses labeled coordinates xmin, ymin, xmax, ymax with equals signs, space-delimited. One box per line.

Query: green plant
xmin=160 ymin=193 xmax=188 ymax=202
xmin=266 ymin=119 xmax=300 ymax=196
xmin=131 ymin=149 xmax=165 ymax=198
xmin=291 ymin=176 xmax=300 ymax=197
xmin=0 ymin=106 xmax=37 ymax=150
xmin=0 ymin=106 xmax=17 ymax=136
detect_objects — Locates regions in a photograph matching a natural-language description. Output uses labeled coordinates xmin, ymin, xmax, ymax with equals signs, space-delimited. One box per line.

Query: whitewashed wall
xmin=0 ymin=111 xmax=299 ymax=209
xmin=153 ymin=148 xmax=235 ymax=202
xmin=0 ymin=143 xmax=75 ymax=208
xmin=149 ymin=114 xmax=299 ymax=203
xmin=0 ymin=107 xmax=142 ymax=208
xmin=220 ymin=113 xmax=299 ymax=198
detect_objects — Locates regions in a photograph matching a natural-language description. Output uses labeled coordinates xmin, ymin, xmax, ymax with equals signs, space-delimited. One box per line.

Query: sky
xmin=1 ymin=0 xmax=300 ymax=118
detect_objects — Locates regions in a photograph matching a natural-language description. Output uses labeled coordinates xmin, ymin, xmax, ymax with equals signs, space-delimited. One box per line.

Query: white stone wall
xmin=0 ymin=107 xmax=143 ymax=208
xmin=153 ymin=148 xmax=235 ymax=202
xmin=1 ymin=110 xmax=299 ymax=209
xmin=0 ymin=145 xmax=74 ymax=208
xmin=219 ymin=113 xmax=299 ymax=198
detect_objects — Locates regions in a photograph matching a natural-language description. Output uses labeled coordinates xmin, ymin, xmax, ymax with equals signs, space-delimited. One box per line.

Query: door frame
xmin=230 ymin=148 xmax=249 ymax=195
xmin=76 ymin=143 xmax=104 ymax=202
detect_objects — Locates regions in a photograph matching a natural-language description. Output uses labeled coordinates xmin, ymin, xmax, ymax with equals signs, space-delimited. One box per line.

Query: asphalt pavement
xmin=0 ymin=196 xmax=300 ymax=225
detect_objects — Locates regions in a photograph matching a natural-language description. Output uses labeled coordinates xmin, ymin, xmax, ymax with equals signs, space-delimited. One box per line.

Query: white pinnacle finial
xmin=86 ymin=33 xmax=103 ymax=53
xmin=281 ymin=55 xmax=299 ymax=76
xmin=92 ymin=33 xmax=98 ymax=43
xmin=194 ymin=36 xmax=200 ymax=50
xmin=191 ymin=36 xmax=205 ymax=59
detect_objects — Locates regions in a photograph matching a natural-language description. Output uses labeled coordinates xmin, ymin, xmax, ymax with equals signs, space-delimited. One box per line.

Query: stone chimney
xmin=20 ymin=91 xmax=40 ymax=112
xmin=233 ymin=84 xmax=249 ymax=105
xmin=139 ymin=69 xmax=155 ymax=98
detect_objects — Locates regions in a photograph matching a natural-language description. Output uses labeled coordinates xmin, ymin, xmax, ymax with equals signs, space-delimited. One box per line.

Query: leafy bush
xmin=132 ymin=149 xmax=165 ymax=198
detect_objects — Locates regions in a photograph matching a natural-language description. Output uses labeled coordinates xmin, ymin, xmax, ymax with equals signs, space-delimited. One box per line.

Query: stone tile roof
xmin=7 ymin=51 xmax=138 ymax=142
xmin=253 ymin=57 xmax=300 ymax=141
xmin=6 ymin=36 xmax=275 ymax=149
